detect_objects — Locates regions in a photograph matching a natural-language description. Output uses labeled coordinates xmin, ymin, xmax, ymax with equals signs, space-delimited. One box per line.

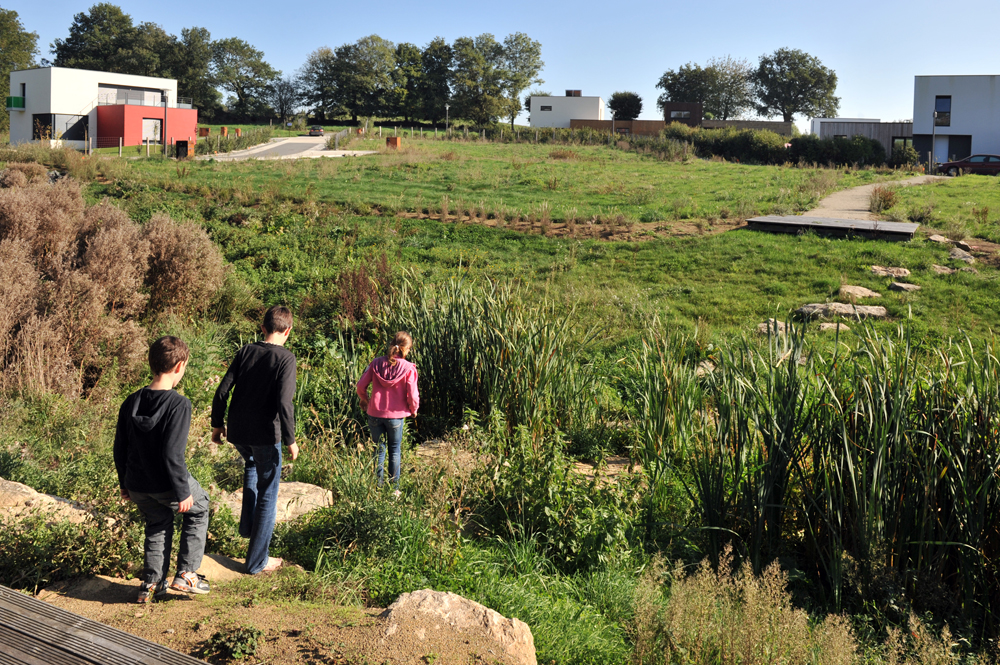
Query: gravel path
xmin=805 ymin=175 xmax=947 ymax=220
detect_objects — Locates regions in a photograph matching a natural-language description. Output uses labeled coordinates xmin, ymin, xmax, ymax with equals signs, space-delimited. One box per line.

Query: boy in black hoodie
xmin=114 ymin=336 xmax=211 ymax=603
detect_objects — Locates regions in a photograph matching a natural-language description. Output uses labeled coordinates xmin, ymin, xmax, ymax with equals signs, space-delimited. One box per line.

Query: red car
xmin=937 ymin=154 xmax=1000 ymax=176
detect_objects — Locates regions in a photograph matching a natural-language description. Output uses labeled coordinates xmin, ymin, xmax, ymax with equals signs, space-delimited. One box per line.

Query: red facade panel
xmin=96 ymin=105 xmax=198 ymax=147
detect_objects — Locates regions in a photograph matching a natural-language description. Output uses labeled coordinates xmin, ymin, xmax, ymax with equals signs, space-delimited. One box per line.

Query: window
xmin=19 ymin=82 xmax=25 ymax=99
xmin=32 ymin=114 xmax=52 ymax=140
xmin=935 ymin=96 xmax=951 ymax=126
xmin=53 ymin=114 xmax=88 ymax=141
xmin=968 ymin=155 xmax=988 ymax=163
xmin=539 ymin=105 xmax=552 ymax=111
xmin=833 ymin=135 xmax=847 ymax=139
xmin=893 ymin=137 xmax=912 ymax=150
xmin=670 ymin=110 xmax=691 ymax=119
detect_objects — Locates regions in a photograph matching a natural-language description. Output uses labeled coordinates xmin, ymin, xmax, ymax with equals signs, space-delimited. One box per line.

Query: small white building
xmin=912 ymin=75 xmax=1000 ymax=163
xmin=529 ymin=91 xmax=605 ymax=129
xmin=8 ymin=66 xmax=196 ymax=150
xmin=809 ymin=118 xmax=880 ymax=136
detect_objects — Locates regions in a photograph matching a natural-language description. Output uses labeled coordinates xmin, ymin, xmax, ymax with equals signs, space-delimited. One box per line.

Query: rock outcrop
xmin=215 ymin=481 xmax=332 ymax=524
xmin=0 ymin=477 xmax=110 ymax=525
xmin=871 ymin=265 xmax=910 ymax=278
xmin=838 ymin=285 xmax=881 ymax=299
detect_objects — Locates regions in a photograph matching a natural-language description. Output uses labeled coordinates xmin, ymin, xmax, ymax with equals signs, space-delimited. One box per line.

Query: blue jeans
xmin=130 ymin=475 xmax=210 ymax=584
xmin=368 ymin=416 xmax=403 ymax=487
xmin=231 ymin=442 xmax=282 ymax=574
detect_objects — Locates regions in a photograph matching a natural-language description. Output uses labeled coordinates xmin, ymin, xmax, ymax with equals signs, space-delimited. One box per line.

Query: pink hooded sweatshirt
xmin=356 ymin=356 xmax=420 ymax=419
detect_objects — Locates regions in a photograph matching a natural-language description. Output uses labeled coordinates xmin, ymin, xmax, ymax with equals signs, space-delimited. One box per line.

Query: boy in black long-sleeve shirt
xmin=211 ymin=305 xmax=298 ymax=574
xmin=114 ymin=336 xmax=211 ymax=603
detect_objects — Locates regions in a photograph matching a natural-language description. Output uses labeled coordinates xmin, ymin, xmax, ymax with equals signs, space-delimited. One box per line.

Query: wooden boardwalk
xmin=0 ymin=585 xmax=205 ymax=665
xmin=747 ymin=215 xmax=919 ymax=241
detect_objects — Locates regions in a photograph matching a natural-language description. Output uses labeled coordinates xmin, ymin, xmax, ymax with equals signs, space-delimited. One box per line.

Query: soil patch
xmin=39 ymin=573 xmax=520 ymax=664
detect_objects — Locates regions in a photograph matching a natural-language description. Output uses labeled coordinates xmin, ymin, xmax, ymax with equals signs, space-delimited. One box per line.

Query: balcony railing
xmin=97 ymin=94 xmax=194 ymax=109
xmin=6 ymin=96 xmax=25 ymax=110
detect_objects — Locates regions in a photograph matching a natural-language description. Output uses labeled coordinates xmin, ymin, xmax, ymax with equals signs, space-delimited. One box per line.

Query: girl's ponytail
xmin=387 ymin=331 xmax=412 ymax=366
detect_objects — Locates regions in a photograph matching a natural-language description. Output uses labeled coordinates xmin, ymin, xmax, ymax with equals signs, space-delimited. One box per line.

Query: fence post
xmin=118 ymin=137 xmax=122 ymax=157
xmin=146 ymin=138 xmax=149 ymax=158
xmin=535 ymin=130 xmax=539 ymax=143
xmin=394 ymin=126 xmax=397 ymax=137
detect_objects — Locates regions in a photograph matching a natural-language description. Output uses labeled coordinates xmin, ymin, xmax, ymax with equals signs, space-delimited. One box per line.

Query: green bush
xmin=888 ymin=143 xmax=920 ymax=169
xmin=788 ymin=134 xmax=887 ymax=166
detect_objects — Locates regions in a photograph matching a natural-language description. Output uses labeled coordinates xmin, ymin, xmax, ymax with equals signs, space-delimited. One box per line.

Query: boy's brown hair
xmin=149 ymin=336 xmax=190 ymax=375
xmin=263 ymin=305 xmax=293 ymax=334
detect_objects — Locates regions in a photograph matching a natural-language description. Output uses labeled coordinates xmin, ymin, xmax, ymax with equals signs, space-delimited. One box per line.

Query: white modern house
xmin=912 ymin=75 xmax=1000 ymax=163
xmin=8 ymin=66 xmax=197 ymax=150
xmin=529 ymin=90 xmax=605 ymax=128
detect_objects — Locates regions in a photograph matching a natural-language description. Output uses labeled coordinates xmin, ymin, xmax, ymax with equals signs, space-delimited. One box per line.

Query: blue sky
xmin=10 ymin=0 xmax=1000 ymax=131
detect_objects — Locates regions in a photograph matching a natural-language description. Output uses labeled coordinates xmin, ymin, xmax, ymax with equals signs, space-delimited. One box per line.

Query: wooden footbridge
xmin=0 ymin=585 xmax=205 ymax=665
xmin=747 ymin=215 xmax=919 ymax=241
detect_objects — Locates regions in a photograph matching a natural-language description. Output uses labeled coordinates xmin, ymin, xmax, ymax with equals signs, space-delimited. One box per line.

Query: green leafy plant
xmin=200 ymin=625 xmax=264 ymax=661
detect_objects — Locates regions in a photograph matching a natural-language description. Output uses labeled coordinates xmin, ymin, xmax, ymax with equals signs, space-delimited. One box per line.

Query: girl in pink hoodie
xmin=356 ymin=331 xmax=420 ymax=487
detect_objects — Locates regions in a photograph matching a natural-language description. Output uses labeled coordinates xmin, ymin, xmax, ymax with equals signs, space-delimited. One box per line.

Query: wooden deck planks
xmin=0 ymin=585 xmax=206 ymax=665
xmin=747 ymin=215 xmax=919 ymax=241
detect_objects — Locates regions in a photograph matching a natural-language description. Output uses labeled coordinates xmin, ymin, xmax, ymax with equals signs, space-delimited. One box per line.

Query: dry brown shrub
xmin=0 ymin=239 xmax=38 ymax=360
xmin=632 ymin=547 xmax=857 ymax=665
xmin=5 ymin=162 xmax=49 ymax=183
xmin=549 ymin=149 xmax=577 ymax=160
xmin=0 ymin=169 xmax=27 ymax=188
xmin=143 ymin=213 xmax=225 ymax=315
xmin=0 ymin=181 xmax=225 ymax=397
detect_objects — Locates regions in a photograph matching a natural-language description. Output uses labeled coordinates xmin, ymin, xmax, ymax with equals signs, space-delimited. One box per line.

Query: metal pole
xmin=118 ymin=137 xmax=122 ymax=157
xmin=445 ymin=104 xmax=450 ymax=137
xmin=931 ymin=110 xmax=937 ymax=174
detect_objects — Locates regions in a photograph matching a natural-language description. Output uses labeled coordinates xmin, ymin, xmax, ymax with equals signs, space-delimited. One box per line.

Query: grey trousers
xmin=129 ymin=475 xmax=210 ymax=585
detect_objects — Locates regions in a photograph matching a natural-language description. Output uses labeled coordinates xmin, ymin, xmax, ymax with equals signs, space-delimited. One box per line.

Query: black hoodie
xmin=113 ymin=388 xmax=192 ymax=500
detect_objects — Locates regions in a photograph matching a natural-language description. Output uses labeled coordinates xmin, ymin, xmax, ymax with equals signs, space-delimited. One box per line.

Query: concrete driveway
xmin=199 ymin=135 xmax=375 ymax=162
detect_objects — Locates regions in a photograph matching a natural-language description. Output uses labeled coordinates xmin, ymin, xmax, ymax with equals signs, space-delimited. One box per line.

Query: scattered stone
xmin=216 ymin=481 xmax=332 ymax=524
xmin=696 ymin=360 xmax=716 ymax=377
xmin=960 ymin=266 xmax=979 ymax=274
xmin=382 ymin=589 xmax=537 ymax=665
xmin=839 ymin=285 xmax=881 ymax=299
xmin=932 ymin=264 xmax=956 ymax=275
xmin=871 ymin=265 xmax=910 ymax=278
xmin=950 ymin=247 xmax=975 ymax=264
xmin=889 ymin=282 xmax=921 ymax=292
xmin=757 ymin=318 xmax=786 ymax=335
xmin=796 ymin=303 xmax=888 ymax=320
xmin=954 ymin=240 xmax=973 ymax=252
xmin=0 ymin=477 xmax=111 ymax=525
xmin=819 ymin=322 xmax=850 ymax=332
xmin=928 ymin=234 xmax=950 ymax=243
xmin=165 ymin=628 xmax=175 ymax=635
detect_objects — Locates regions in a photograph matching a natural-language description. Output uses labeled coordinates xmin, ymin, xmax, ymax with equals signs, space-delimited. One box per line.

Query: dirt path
xmin=804 ymin=175 xmax=947 ymax=220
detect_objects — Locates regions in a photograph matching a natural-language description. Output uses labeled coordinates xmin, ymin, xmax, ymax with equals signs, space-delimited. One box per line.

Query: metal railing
xmin=97 ymin=93 xmax=194 ymax=109
xmin=6 ymin=96 xmax=25 ymax=110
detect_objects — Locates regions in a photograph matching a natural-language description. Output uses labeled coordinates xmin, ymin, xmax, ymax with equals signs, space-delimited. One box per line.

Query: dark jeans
xmin=231 ymin=441 xmax=282 ymax=574
xmin=368 ymin=416 xmax=403 ymax=487
xmin=130 ymin=476 xmax=210 ymax=585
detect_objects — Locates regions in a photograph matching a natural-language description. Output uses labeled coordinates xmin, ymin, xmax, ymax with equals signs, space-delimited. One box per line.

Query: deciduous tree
xmin=523 ymin=89 xmax=551 ymax=114
xmin=752 ymin=48 xmax=839 ymax=122
xmin=451 ymin=34 xmax=516 ymax=128
xmin=392 ymin=42 xmax=422 ymax=122
xmin=268 ymin=77 xmax=300 ymax=123
xmin=416 ymin=37 xmax=452 ymax=124
xmin=656 ymin=56 xmax=752 ymax=121
xmin=0 ymin=8 xmax=38 ymax=133
xmin=501 ymin=32 xmax=543 ymax=129
xmin=211 ymin=37 xmax=278 ymax=120
xmin=609 ymin=91 xmax=642 ymax=121
xmin=52 ymin=4 xmax=144 ymax=73
xmin=330 ymin=34 xmax=395 ymax=122
xmin=297 ymin=47 xmax=337 ymax=122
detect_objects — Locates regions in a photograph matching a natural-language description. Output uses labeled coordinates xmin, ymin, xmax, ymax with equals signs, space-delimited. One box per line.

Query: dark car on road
xmin=308 ymin=125 xmax=324 ymax=137
xmin=937 ymin=154 xmax=1000 ymax=176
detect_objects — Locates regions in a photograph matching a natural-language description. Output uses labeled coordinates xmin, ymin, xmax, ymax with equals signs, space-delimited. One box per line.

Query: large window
xmin=32 ymin=114 xmax=88 ymax=140
xmin=935 ymin=96 xmax=951 ymax=126
xmin=893 ymin=137 xmax=913 ymax=150
xmin=539 ymin=105 xmax=552 ymax=111
xmin=32 ymin=114 xmax=52 ymax=140
xmin=670 ymin=110 xmax=691 ymax=119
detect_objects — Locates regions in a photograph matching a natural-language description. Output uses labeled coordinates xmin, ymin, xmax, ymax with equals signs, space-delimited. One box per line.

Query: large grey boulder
xmin=382 ymin=589 xmax=536 ymax=665
xmin=796 ymin=303 xmax=888 ymax=320
xmin=932 ymin=264 xmax=956 ymax=275
xmin=215 ymin=481 xmax=332 ymax=524
xmin=950 ymin=247 xmax=975 ymax=264
xmin=889 ymin=282 xmax=921 ymax=292
xmin=756 ymin=318 xmax=787 ymax=335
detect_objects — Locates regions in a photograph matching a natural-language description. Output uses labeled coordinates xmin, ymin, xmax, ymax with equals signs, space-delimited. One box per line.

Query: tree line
xmin=599 ymin=49 xmax=839 ymax=124
xmin=23 ymin=3 xmax=543 ymax=127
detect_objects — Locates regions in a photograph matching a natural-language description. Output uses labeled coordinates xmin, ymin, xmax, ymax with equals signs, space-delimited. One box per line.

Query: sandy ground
xmin=804 ymin=175 xmax=947 ymax=220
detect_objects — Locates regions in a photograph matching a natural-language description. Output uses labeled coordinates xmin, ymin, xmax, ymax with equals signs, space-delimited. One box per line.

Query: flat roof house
xmin=912 ymin=75 xmax=1000 ymax=163
xmin=7 ymin=66 xmax=197 ymax=150
xmin=529 ymin=90 xmax=605 ymax=128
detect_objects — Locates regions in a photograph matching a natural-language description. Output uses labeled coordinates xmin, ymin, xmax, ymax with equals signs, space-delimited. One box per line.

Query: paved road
xmin=805 ymin=175 xmax=947 ymax=220
xmin=200 ymin=135 xmax=375 ymax=162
